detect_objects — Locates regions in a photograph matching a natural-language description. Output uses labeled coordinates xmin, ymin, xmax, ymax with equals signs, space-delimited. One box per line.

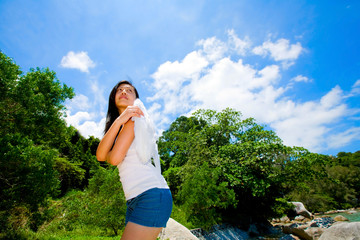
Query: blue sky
xmin=1 ymin=0 xmax=359 ymax=155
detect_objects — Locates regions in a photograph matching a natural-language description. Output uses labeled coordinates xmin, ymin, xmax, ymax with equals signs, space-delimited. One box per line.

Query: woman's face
xmin=115 ymin=83 xmax=137 ymax=111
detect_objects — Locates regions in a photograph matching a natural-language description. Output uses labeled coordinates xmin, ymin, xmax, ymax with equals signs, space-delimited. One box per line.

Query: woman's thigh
xmin=121 ymin=221 xmax=162 ymax=240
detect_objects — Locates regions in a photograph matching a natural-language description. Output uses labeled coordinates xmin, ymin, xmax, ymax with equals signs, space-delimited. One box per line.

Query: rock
xmin=333 ymin=215 xmax=349 ymax=221
xmin=311 ymin=217 xmax=335 ymax=228
xmin=158 ymin=218 xmax=199 ymax=240
xmin=282 ymin=225 xmax=312 ymax=240
xmin=295 ymin=216 xmax=305 ymax=221
xmin=281 ymin=216 xmax=291 ymax=223
xmin=319 ymin=222 xmax=360 ymax=240
xmin=291 ymin=202 xmax=313 ymax=219
xmin=279 ymin=235 xmax=299 ymax=240
xmin=248 ymin=224 xmax=259 ymax=236
xmin=305 ymin=227 xmax=324 ymax=240
xmin=193 ymin=224 xmax=249 ymax=240
xmin=310 ymin=222 xmax=319 ymax=228
xmin=325 ymin=210 xmax=337 ymax=214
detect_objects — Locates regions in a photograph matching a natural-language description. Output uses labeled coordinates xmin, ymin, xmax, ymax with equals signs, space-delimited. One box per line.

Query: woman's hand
xmin=116 ymin=105 xmax=144 ymax=125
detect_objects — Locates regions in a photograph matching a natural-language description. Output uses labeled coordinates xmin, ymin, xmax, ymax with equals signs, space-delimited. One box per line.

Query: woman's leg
xmin=121 ymin=221 xmax=162 ymax=240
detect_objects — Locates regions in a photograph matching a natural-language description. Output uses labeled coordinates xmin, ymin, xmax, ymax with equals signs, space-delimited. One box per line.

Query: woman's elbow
xmin=96 ymin=155 xmax=105 ymax=162
xmin=96 ymin=150 xmax=107 ymax=162
xmin=107 ymin=152 xmax=124 ymax=166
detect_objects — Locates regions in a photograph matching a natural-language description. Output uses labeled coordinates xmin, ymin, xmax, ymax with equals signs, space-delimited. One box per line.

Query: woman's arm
xmin=106 ymin=120 xmax=134 ymax=166
xmin=96 ymin=106 xmax=143 ymax=165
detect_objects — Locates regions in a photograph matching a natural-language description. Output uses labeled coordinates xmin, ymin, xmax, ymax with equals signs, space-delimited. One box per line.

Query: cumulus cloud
xmin=64 ymin=79 xmax=107 ymax=139
xmin=227 ymin=29 xmax=251 ymax=56
xmin=327 ymin=127 xmax=360 ymax=149
xmin=75 ymin=117 xmax=105 ymax=139
xmin=65 ymin=94 xmax=91 ymax=111
xmin=253 ymin=38 xmax=303 ymax=68
xmin=148 ymin=30 xmax=358 ymax=153
xmin=291 ymin=75 xmax=311 ymax=83
xmin=64 ymin=109 xmax=105 ymax=138
xmin=349 ymin=79 xmax=360 ymax=96
xmin=60 ymin=51 xmax=96 ymax=73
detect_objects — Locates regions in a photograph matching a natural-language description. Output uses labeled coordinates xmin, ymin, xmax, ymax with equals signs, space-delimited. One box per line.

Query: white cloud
xmin=64 ymin=110 xmax=105 ymax=138
xmin=66 ymin=94 xmax=91 ymax=111
xmin=353 ymin=79 xmax=360 ymax=87
xmin=197 ymin=37 xmax=228 ymax=62
xmin=65 ymin=111 xmax=92 ymax=126
xmin=349 ymin=79 xmax=360 ymax=96
xmin=252 ymin=38 xmax=303 ymax=68
xmin=291 ymin=75 xmax=311 ymax=83
xmin=63 ymin=78 xmax=107 ymax=139
xmin=327 ymin=127 xmax=360 ymax=149
xmin=60 ymin=51 xmax=96 ymax=73
xmin=320 ymin=85 xmax=343 ymax=109
xmin=227 ymin=29 xmax=251 ymax=56
xmin=75 ymin=117 xmax=106 ymax=139
xmin=148 ymin=31 xmax=358 ymax=153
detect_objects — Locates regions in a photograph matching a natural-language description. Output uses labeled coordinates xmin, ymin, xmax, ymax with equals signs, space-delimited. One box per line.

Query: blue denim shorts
xmin=125 ymin=188 xmax=173 ymax=228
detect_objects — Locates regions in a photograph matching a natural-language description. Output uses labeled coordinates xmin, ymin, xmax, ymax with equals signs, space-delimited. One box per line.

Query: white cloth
xmin=117 ymin=141 xmax=169 ymax=200
xmin=131 ymin=99 xmax=161 ymax=174
xmin=116 ymin=98 xmax=168 ymax=200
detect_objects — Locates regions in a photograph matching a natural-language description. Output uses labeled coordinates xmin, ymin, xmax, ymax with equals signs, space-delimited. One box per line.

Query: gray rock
xmin=282 ymin=225 xmax=312 ymax=240
xmin=311 ymin=217 xmax=335 ymax=228
xmin=291 ymin=202 xmax=313 ymax=219
xmin=319 ymin=222 xmax=360 ymax=240
xmin=193 ymin=224 xmax=249 ymax=240
xmin=159 ymin=218 xmax=199 ymax=240
xmin=281 ymin=216 xmax=291 ymax=223
xmin=305 ymin=227 xmax=324 ymax=240
xmin=333 ymin=215 xmax=349 ymax=222
xmin=279 ymin=235 xmax=298 ymax=240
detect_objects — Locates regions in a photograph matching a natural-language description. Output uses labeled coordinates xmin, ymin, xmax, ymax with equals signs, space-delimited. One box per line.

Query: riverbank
xmin=185 ymin=208 xmax=360 ymax=240
xmin=270 ymin=208 xmax=360 ymax=239
xmin=316 ymin=208 xmax=360 ymax=222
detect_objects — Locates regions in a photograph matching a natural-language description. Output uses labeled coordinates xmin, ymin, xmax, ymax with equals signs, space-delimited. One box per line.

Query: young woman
xmin=96 ymin=80 xmax=172 ymax=240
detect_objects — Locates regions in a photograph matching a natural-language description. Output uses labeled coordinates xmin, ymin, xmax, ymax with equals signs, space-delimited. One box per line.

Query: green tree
xmin=159 ymin=108 xmax=292 ymax=228
xmin=0 ymin=51 xmax=75 ymax=235
xmin=284 ymin=151 xmax=360 ymax=212
xmin=53 ymin=167 xmax=126 ymax=236
xmin=86 ymin=167 xmax=126 ymax=235
xmin=0 ymin=134 xmax=60 ymax=233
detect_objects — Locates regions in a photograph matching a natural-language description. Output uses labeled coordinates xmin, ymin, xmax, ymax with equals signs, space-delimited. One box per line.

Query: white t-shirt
xmin=117 ymin=141 xmax=169 ymax=200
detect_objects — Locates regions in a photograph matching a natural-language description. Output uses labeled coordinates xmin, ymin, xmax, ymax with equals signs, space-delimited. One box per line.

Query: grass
xmin=7 ymin=197 xmax=194 ymax=240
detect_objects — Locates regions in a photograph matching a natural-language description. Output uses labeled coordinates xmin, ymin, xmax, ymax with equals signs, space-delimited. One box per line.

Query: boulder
xmin=291 ymin=202 xmax=313 ymax=219
xmin=333 ymin=215 xmax=349 ymax=221
xmin=280 ymin=216 xmax=291 ymax=223
xmin=282 ymin=225 xmax=312 ymax=240
xmin=319 ymin=222 xmax=360 ymax=240
xmin=311 ymin=217 xmax=335 ymax=228
xmin=305 ymin=227 xmax=324 ymax=240
xmin=158 ymin=218 xmax=199 ymax=240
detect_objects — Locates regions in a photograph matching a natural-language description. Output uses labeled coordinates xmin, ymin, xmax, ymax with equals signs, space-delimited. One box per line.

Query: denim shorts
xmin=125 ymin=188 xmax=173 ymax=228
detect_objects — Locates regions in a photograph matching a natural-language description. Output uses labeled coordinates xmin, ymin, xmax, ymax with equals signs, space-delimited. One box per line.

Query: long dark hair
xmin=104 ymin=80 xmax=139 ymax=134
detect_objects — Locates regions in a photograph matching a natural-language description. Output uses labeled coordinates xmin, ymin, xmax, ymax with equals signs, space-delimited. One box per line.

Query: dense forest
xmin=1 ymin=50 xmax=359 ymax=239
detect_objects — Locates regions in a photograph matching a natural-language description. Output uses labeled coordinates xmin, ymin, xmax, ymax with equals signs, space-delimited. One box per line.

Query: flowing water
xmin=191 ymin=210 xmax=360 ymax=240
xmin=323 ymin=210 xmax=360 ymax=222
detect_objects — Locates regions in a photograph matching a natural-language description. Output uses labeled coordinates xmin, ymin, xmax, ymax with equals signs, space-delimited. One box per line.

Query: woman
xmin=96 ymin=80 xmax=172 ymax=240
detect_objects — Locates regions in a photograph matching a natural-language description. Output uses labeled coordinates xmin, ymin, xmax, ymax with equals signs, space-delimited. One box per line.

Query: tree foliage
xmin=44 ymin=167 xmax=126 ymax=236
xmin=159 ymin=108 xmax=292 ymax=228
xmin=159 ymin=108 xmax=360 ymax=228
xmin=0 ymin=51 xmax=101 ymax=236
xmin=285 ymin=151 xmax=360 ymax=212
